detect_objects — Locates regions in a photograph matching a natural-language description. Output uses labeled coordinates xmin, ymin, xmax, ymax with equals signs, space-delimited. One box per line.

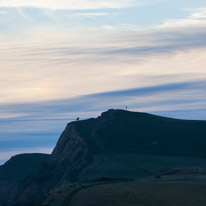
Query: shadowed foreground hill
xmin=43 ymin=175 xmax=206 ymax=206
xmin=0 ymin=153 xmax=50 ymax=181
xmin=6 ymin=109 xmax=206 ymax=206
xmin=0 ymin=153 xmax=49 ymax=206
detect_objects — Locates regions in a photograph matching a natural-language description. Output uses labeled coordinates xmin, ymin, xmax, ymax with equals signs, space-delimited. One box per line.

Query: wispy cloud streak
xmin=0 ymin=79 xmax=206 ymax=164
xmin=0 ymin=0 xmax=141 ymax=10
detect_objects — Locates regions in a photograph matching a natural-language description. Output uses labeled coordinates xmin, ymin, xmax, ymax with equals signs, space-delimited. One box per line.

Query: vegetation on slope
xmin=76 ymin=109 xmax=206 ymax=157
xmin=0 ymin=153 xmax=50 ymax=181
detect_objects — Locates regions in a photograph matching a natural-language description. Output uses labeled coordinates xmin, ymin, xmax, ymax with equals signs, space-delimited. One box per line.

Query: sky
xmin=0 ymin=0 xmax=206 ymax=164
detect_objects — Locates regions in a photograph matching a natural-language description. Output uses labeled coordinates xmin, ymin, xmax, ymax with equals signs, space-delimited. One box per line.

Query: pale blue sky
xmin=0 ymin=0 xmax=206 ymax=164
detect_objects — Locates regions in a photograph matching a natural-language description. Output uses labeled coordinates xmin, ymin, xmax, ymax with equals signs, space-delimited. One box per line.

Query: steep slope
xmin=9 ymin=109 xmax=206 ymax=206
xmin=0 ymin=153 xmax=49 ymax=206
xmin=9 ymin=123 xmax=90 ymax=206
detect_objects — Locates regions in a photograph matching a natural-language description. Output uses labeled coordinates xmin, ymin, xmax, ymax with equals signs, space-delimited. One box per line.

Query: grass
xmin=0 ymin=153 xmax=50 ymax=181
xmin=75 ymin=110 xmax=206 ymax=157
xmin=68 ymin=178 xmax=206 ymax=206
xmin=78 ymin=153 xmax=206 ymax=181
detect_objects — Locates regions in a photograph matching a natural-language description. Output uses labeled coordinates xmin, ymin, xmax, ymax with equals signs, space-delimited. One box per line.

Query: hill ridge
xmin=4 ymin=109 xmax=206 ymax=206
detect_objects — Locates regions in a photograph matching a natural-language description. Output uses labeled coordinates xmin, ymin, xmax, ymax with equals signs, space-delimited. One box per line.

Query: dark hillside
xmin=0 ymin=153 xmax=49 ymax=206
xmin=0 ymin=153 xmax=50 ymax=181
xmin=6 ymin=110 xmax=206 ymax=206
xmin=75 ymin=109 xmax=206 ymax=156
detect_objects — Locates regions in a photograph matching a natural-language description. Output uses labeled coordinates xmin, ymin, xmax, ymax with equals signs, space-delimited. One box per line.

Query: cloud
xmin=156 ymin=19 xmax=206 ymax=29
xmin=1 ymin=20 xmax=206 ymax=105
xmin=1 ymin=79 xmax=206 ymax=121
xmin=74 ymin=12 xmax=117 ymax=17
xmin=0 ymin=10 xmax=7 ymax=14
xmin=186 ymin=8 xmax=206 ymax=19
xmin=155 ymin=7 xmax=206 ymax=29
xmin=0 ymin=0 xmax=140 ymax=10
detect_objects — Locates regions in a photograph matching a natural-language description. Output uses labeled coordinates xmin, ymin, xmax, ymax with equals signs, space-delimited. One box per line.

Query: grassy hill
xmin=77 ymin=153 xmax=206 ymax=181
xmin=7 ymin=109 xmax=206 ymax=206
xmin=42 ymin=171 xmax=206 ymax=206
xmin=66 ymin=178 xmax=206 ymax=206
xmin=0 ymin=153 xmax=50 ymax=181
xmin=76 ymin=109 xmax=206 ymax=157
xmin=0 ymin=153 xmax=50 ymax=206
